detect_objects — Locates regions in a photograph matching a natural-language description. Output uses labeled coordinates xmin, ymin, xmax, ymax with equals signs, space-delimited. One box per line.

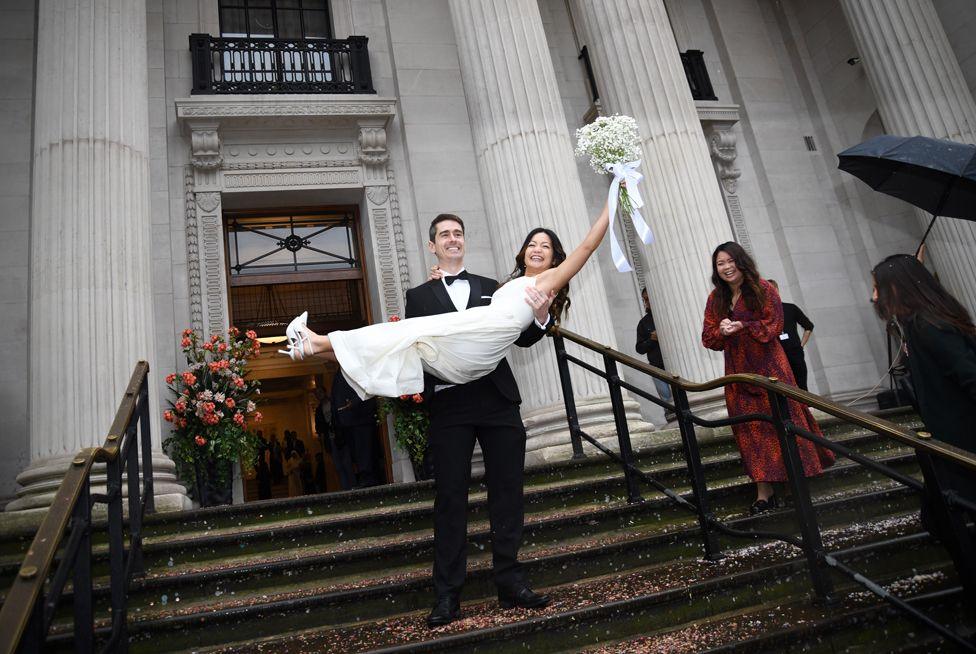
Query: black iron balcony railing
xmin=681 ymin=49 xmax=718 ymax=101
xmin=189 ymin=34 xmax=375 ymax=95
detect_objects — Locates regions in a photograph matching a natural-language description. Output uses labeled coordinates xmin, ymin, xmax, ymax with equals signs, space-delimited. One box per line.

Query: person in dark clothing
xmin=330 ymin=370 xmax=380 ymax=489
xmin=268 ymin=432 xmax=284 ymax=485
xmin=255 ymin=430 xmax=272 ymax=500
xmin=314 ymin=452 xmax=327 ymax=493
xmin=768 ymin=280 xmax=814 ymax=391
xmin=313 ymin=387 xmax=332 ymax=491
xmin=635 ymin=288 xmax=672 ymax=403
xmin=872 ymin=253 xmax=976 ymax=593
xmin=300 ymin=451 xmax=315 ymax=495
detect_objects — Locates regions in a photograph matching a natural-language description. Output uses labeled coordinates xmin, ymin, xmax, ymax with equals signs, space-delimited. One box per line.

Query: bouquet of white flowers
xmin=575 ymin=114 xmax=653 ymax=272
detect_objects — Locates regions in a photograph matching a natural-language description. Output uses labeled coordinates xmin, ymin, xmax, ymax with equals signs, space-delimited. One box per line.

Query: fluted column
xmin=9 ymin=0 xmax=187 ymax=511
xmin=841 ymin=0 xmax=976 ymax=312
xmin=570 ymin=0 xmax=729 ymax=384
xmin=450 ymin=0 xmax=649 ymax=457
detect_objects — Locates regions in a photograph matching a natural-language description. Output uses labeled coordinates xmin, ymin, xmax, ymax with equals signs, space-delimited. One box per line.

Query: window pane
xmin=248 ymin=8 xmax=275 ymax=37
xmin=276 ymin=0 xmax=301 ymax=8
xmin=303 ymin=10 xmax=329 ymax=38
xmin=220 ymin=8 xmax=247 ymax=37
xmin=276 ymin=8 xmax=302 ymax=39
xmin=227 ymin=214 xmax=359 ymax=276
xmin=244 ymin=0 xmax=271 ymax=7
xmin=301 ymin=0 xmax=329 ymax=10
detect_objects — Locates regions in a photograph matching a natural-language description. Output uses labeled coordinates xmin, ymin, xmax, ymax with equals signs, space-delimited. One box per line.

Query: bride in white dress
xmin=281 ymin=199 xmax=611 ymax=400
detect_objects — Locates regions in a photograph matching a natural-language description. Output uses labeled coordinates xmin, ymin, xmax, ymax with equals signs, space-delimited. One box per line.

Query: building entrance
xmin=224 ymin=206 xmax=390 ymax=500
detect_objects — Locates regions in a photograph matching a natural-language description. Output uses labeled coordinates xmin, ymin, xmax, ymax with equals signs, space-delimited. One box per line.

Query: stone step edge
xmin=582 ymin=577 xmax=961 ymax=654
xmin=201 ymin=532 xmax=944 ymax=654
xmin=136 ymin=427 xmax=903 ymax=545
xmin=134 ymin=406 xmax=918 ymax=530
xmin=0 ymin=450 xmax=918 ymax=587
xmin=115 ymin=448 xmax=922 ymax=555
xmin=38 ymin=485 xmax=922 ymax=635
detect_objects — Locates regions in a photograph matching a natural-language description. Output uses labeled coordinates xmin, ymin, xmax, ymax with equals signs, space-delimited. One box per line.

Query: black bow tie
xmin=443 ymin=270 xmax=470 ymax=286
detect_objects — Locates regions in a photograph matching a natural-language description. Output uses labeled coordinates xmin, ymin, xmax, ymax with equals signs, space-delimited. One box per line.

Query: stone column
xmin=9 ymin=0 xmax=187 ymax=511
xmin=570 ymin=0 xmax=730 ymax=385
xmin=841 ymin=0 xmax=976 ymax=312
xmin=449 ymin=0 xmax=649 ymax=461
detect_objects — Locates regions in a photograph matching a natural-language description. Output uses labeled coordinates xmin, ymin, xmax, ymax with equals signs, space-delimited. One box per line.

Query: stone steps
xmin=186 ymin=522 xmax=956 ymax=653
xmin=6 ymin=408 xmax=966 ymax=652
xmin=41 ymin=457 xmax=928 ymax=650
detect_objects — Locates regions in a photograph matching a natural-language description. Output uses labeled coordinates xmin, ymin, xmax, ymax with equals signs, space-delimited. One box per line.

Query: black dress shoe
xmin=497 ymin=585 xmax=551 ymax=609
xmin=426 ymin=595 xmax=460 ymax=628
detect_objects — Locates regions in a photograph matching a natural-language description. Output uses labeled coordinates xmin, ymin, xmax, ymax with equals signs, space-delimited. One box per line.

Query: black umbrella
xmin=837 ymin=134 xmax=976 ymax=254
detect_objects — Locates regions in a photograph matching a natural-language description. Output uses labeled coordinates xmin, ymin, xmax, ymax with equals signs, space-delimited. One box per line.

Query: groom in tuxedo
xmin=406 ymin=213 xmax=554 ymax=628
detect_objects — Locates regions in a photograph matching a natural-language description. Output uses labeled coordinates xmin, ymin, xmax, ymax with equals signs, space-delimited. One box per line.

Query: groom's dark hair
xmin=429 ymin=214 xmax=465 ymax=242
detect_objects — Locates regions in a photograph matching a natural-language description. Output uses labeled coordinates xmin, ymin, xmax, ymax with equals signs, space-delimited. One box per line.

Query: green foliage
xmin=377 ymin=393 xmax=429 ymax=466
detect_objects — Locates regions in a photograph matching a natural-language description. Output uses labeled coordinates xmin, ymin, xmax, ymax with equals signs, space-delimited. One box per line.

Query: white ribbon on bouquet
xmin=605 ymin=160 xmax=654 ymax=273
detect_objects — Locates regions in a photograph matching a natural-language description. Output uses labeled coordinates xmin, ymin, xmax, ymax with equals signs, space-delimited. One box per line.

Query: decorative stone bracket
xmin=190 ymin=124 xmax=222 ymax=170
xmin=697 ymin=102 xmax=751 ymax=255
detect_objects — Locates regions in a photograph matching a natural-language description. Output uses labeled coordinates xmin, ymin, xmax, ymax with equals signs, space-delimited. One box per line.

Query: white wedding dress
xmin=329 ymin=275 xmax=538 ymax=400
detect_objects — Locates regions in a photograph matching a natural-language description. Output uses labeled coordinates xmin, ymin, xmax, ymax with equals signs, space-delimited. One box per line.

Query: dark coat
xmin=904 ymin=317 xmax=976 ymax=453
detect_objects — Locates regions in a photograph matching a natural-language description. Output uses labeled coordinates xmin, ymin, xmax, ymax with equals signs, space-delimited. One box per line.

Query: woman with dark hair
xmin=278 ymin=201 xmax=609 ymax=400
xmin=508 ymin=227 xmax=571 ymax=325
xmin=702 ymin=242 xmax=834 ymax=514
xmin=871 ymin=254 xmax=976 ymax=501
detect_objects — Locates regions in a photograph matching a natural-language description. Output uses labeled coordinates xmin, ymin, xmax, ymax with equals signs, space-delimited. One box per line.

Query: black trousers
xmin=347 ymin=424 xmax=379 ymax=487
xmin=785 ymin=349 xmax=808 ymax=391
xmin=428 ymin=380 xmax=527 ymax=598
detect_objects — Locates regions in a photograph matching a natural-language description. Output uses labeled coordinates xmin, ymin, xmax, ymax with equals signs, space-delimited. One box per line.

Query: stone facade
xmin=1 ymin=0 xmax=974 ymax=505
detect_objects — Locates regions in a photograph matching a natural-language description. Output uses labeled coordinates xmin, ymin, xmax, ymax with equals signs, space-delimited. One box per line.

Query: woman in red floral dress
xmin=702 ymin=242 xmax=834 ymax=514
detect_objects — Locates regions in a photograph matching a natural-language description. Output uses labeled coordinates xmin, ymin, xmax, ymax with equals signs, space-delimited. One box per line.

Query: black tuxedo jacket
xmin=403 ymin=274 xmax=546 ymax=405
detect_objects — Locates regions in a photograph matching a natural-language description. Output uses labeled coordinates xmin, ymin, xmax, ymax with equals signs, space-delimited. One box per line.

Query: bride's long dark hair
xmin=510 ymin=227 xmax=571 ymax=324
xmin=872 ymin=253 xmax=976 ymax=337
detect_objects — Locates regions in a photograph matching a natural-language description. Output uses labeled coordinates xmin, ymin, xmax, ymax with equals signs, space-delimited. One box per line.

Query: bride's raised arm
xmin=535 ymin=201 xmax=610 ymax=296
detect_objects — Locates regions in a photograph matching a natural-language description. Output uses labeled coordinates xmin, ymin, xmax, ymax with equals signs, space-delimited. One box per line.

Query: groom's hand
xmin=525 ymin=287 xmax=556 ymax=327
xmin=427 ymin=265 xmax=444 ymax=281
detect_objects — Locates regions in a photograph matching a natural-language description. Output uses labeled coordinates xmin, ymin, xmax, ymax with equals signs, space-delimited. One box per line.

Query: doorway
xmin=224 ymin=206 xmax=392 ymax=500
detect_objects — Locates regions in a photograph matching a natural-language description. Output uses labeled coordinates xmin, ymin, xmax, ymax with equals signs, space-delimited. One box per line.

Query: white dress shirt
xmin=441 ymin=268 xmax=471 ymax=312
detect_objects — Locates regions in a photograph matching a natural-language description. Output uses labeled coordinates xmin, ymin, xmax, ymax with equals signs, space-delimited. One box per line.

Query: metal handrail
xmin=551 ymin=326 xmax=976 ymax=650
xmin=0 ymin=362 xmax=154 ymax=654
xmin=554 ymin=327 xmax=976 ymax=472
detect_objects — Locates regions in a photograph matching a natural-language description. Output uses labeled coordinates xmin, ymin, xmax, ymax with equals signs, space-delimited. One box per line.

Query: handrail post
xmin=604 ymin=354 xmax=642 ymax=503
xmin=140 ymin=382 xmax=155 ymax=514
xmin=915 ymin=451 xmax=976 ymax=602
xmin=126 ymin=423 xmax=146 ymax=578
xmin=73 ymin=478 xmax=94 ymax=654
xmin=767 ymin=389 xmax=834 ymax=602
xmin=553 ymin=334 xmax=585 ymax=460
xmin=672 ymin=385 xmax=722 ymax=561
xmin=106 ymin=455 xmax=129 ymax=652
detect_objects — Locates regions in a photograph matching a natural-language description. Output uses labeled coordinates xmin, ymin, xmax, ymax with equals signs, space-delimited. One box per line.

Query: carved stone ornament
xmin=190 ymin=128 xmax=222 ymax=170
xmin=359 ymin=126 xmax=389 ymax=166
xmin=708 ymin=129 xmax=741 ymax=195
xmin=195 ymin=191 xmax=221 ymax=213
xmin=366 ymin=185 xmax=389 ymax=205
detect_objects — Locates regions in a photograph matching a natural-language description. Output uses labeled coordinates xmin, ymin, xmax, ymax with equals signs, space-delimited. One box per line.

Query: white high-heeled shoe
xmin=278 ymin=311 xmax=311 ymax=361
